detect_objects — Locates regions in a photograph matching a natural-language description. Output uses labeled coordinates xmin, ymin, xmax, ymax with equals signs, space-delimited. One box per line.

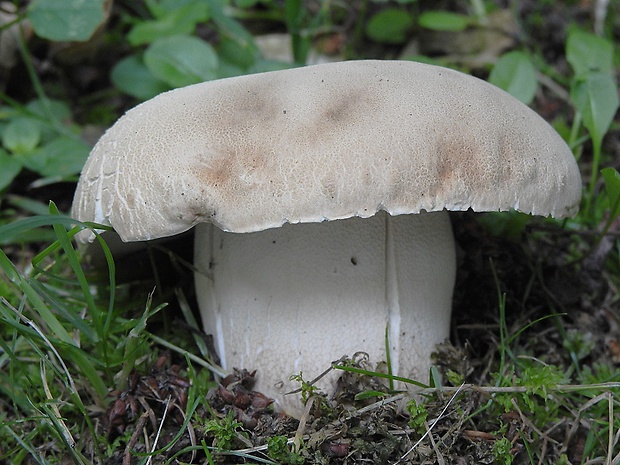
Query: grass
xmin=1 ymin=0 xmax=620 ymax=463
xmin=1 ymin=212 xmax=619 ymax=462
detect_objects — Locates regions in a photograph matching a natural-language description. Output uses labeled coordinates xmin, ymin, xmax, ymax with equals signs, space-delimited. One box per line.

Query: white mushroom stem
xmin=194 ymin=210 xmax=455 ymax=414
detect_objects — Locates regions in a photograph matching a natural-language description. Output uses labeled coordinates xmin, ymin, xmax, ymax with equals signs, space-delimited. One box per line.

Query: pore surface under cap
xmin=72 ymin=60 xmax=581 ymax=242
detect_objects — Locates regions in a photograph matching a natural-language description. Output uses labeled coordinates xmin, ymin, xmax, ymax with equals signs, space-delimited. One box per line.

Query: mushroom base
xmin=194 ymin=211 xmax=456 ymax=415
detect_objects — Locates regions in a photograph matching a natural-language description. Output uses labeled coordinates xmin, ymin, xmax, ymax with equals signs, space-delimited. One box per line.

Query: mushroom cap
xmin=72 ymin=60 xmax=581 ymax=242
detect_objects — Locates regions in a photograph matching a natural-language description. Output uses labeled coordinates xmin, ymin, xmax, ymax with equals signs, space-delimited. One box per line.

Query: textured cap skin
xmin=72 ymin=60 xmax=581 ymax=242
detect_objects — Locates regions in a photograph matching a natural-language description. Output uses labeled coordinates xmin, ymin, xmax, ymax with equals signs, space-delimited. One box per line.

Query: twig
xmin=510 ymin=397 xmax=557 ymax=445
xmin=426 ymin=421 xmax=446 ymax=465
xmin=124 ymin=412 xmax=149 ymax=465
xmin=294 ymin=396 xmax=315 ymax=453
xmin=594 ymin=0 xmax=610 ymax=35
xmin=414 ymin=382 xmax=620 ymax=396
xmin=561 ymin=391 xmax=614 ymax=459
xmin=285 ymin=355 xmax=348 ymax=396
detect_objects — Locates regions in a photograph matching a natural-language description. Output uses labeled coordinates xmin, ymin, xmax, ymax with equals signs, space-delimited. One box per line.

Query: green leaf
xmin=366 ymin=9 xmax=414 ymax=44
xmin=489 ymin=51 xmax=538 ymax=105
xmin=2 ymin=118 xmax=41 ymax=153
xmin=566 ymin=29 xmax=614 ymax=76
xmin=477 ymin=211 xmax=530 ymax=239
xmin=156 ymin=0 xmax=204 ymax=16
xmin=284 ymin=0 xmax=310 ymax=63
xmin=144 ymin=35 xmax=219 ymax=88
xmin=0 ymin=214 xmax=86 ymax=244
xmin=0 ymin=150 xmax=22 ymax=190
xmin=36 ymin=137 xmax=91 ymax=177
xmin=27 ymin=0 xmax=106 ymax=42
xmin=418 ymin=10 xmax=470 ymax=32
xmin=25 ymin=99 xmax=73 ymax=141
xmin=217 ymin=36 xmax=258 ymax=70
xmin=111 ymin=55 xmax=171 ymax=100
xmin=127 ymin=1 xmax=210 ymax=46
xmin=13 ymin=149 xmax=47 ymax=174
xmin=602 ymin=168 xmax=620 ymax=221
xmin=7 ymin=195 xmax=53 ymax=216
xmin=248 ymin=59 xmax=295 ymax=75
xmin=128 ymin=18 xmax=194 ymax=46
xmin=209 ymin=0 xmax=255 ymax=48
xmin=61 ymin=344 xmax=108 ymax=401
xmin=27 ymin=99 xmax=72 ymax=122
xmin=570 ymin=71 xmax=619 ymax=147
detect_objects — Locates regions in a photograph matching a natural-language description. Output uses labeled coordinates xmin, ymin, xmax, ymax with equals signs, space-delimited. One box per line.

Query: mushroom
xmin=72 ymin=60 xmax=581 ymax=414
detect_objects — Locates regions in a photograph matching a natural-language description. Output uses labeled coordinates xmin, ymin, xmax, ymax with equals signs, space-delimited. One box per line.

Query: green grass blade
xmin=0 ymin=249 xmax=75 ymax=347
xmin=333 ymin=363 xmax=429 ymax=389
xmin=46 ymin=203 xmax=100 ymax=333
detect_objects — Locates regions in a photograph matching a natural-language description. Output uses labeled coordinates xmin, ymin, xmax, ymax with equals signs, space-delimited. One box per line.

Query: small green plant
xmin=565 ymin=28 xmax=619 ymax=216
xmin=562 ymin=329 xmax=595 ymax=371
xmin=600 ymin=167 xmax=620 ymax=236
xmin=0 ymin=98 xmax=91 ymax=190
xmin=289 ymin=372 xmax=326 ymax=406
xmin=1 ymin=1 xmax=105 ymax=193
xmin=517 ymin=360 xmax=565 ymax=421
xmin=110 ymin=0 xmax=265 ymax=101
xmin=445 ymin=369 xmax=465 ymax=386
xmin=489 ymin=51 xmax=538 ymax=105
xmin=365 ymin=8 xmax=415 ymax=44
xmin=481 ymin=260 xmax=620 ymax=464
xmin=405 ymin=398 xmax=428 ymax=433
xmin=267 ymin=435 xmax=306 ymax=465
xmin=203 ymin=410 xmax=245 ymax=450
xmin=493 ymin=436 xmax=514 ymax=465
